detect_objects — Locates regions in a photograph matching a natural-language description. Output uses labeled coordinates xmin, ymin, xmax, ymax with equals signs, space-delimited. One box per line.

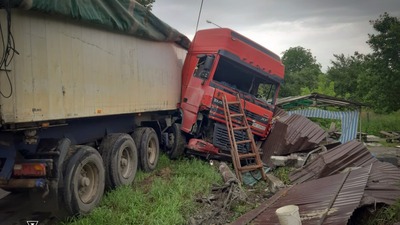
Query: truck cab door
xmin=180 ymin=54 xmax=215 ymax=133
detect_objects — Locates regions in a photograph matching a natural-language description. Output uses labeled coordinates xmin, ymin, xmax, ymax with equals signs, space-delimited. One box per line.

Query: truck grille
xmin=228 ymin=104 xmax=264 ymax=124
xmin=213 ymin=123 xmax=250 ymax=154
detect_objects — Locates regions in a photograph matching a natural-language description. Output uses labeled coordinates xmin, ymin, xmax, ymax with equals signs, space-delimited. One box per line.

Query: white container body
xmin=0 ymin=10 xmax=186 ymax=125
xmin=275 ymin=205 xmax=302 ymax=225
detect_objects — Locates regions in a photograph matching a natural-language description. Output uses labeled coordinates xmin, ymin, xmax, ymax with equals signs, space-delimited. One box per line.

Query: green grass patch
xmin=231 ymin=202 xmax=254 ymax=220
xmin=272 ymin=167 xmax=294 ymax=185
xmin=361 ymin=110 xmax=400 ymax=135
xmin=365 ymin=200 xmax=400 ymax=225
xmin=62 ymin=155 xmax=223 ymax=225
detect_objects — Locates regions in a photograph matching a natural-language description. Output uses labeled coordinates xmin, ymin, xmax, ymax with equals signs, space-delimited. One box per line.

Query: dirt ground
xmin=368 ymin=146 xmax=400 ymax=166
xmin=188 ymin=172 xmax=273 ymax=225
xmin=188 ymin=145 xmax=400 ymax=225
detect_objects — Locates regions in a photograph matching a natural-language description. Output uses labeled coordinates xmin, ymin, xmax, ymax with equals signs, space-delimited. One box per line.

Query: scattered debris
xmin=261 ymin=113 xmax=327 ymax=167
xmin=265 ymin=174 xmax=285 ymax=194
xmin=366 ymin=134 xmax=381 ymax=143
xmin=289 ymin=140 xmax=377 ymax=184
xmin=366 ymin=142 xmax=383 ymax=147
xmin=380 ymin=131 xmax=400 ymax=143
xmin=231 ymin=161 xmax=400 ymax=225
xmin=219 ymin=162 xmax=240 ymax=185
xmin=189 ymin=162 xmax=248 ymax=225
xmin=270 ymin=154 xmax=307 ymax=168
xmin=242 ymin=168 xmax=271 ymax=186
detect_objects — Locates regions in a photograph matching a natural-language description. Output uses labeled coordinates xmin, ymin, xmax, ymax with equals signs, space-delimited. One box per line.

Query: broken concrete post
xmin=270 ymin=155 xmax=307 ymax=168
xmin=219 ymin=162 xmax=239 ymax=184
xmin=270 ymin=156 xmax=288 ymax=167
xmin=266 ymin=174 xmax=285 ymax=193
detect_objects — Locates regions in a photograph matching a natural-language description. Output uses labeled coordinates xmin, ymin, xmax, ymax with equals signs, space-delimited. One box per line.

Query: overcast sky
xmin=152 ymin=0 xmax=400 ymax=71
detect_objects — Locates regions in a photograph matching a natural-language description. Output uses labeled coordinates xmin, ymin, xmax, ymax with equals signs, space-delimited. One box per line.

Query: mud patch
xmin=139 ymin=167 xmax=173 ymax=194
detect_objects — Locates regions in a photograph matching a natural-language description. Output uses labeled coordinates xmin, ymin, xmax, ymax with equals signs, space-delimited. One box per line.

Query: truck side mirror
xmin=194 ymin=55 xmax=215 ymax=80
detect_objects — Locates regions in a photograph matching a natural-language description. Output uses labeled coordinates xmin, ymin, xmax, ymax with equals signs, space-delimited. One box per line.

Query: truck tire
xmin=133 ymin=128 xmax=159 ymax=172
xmin=99 ymin=134 xmax=138 ymax=189
xmin=63 ymin=145 xmax=105 ymax=215
xmin=166 ymin=123 xmax=186 ymax=159
xmin=132 ymin=127 xmax=147 ymax=151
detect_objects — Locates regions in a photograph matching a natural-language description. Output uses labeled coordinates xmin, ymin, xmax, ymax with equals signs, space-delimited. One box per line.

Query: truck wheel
xmin=166 ymin=123 xmax=186 ymax=159
xmin=63 ymin=145 xmax=105 ymax=215
xmin=133 ymin=128 xmax=159 ymax=172
xmin=132 ymin=128 xmax=147 ymax=151
xmin=99 ymin=134 xmax=138 ymax=189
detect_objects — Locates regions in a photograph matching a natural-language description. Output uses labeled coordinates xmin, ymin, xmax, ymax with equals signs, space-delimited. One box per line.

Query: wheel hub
xmin=121 ymin=158 xmax=128 ymax=167
xmin=119 ymin=147 xmax=133 ymax=179
xmin=148 ymin=139 xmax=156 ymax=164
xmin=81 ymin=176 xmax=91 ymax=187
xmin=77 ymin=163 xmax=98 ymax=204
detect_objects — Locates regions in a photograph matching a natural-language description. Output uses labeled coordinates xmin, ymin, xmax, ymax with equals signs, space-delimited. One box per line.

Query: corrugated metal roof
xmin=262 ymin=113 xmax=327 ymax=165
xmin=231 ymin=161 xmax=400 ymax=225
xmin=231 ymin=166 xmax=371 ymax=225
xmin=361 ymin=161 xmax=400 ymax=206
xmin=276 ymin=93 xmax=365 ymax=109
xmin=289 ymin=140 xmax=377 ymax=184
xmin=273 ymin=107 xmax=288 ymax=118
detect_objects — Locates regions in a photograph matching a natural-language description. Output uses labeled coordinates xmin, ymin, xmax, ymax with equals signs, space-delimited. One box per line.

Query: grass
xmin=272 ymin=166 xmax=294 ymax=185
xmin=62 ymin=154 xmax=223 ymax=225
xmin=365 ymin=200 xmax=400 ymax=225
xmin=361 ymin=110 xmax=400 ymax=135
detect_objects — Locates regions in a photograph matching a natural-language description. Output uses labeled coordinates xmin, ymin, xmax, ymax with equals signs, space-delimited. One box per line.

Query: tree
xmin=364 ymin=13 xmax=400 ymax=112
xmin=280 ymin=46 xmax=322 ymax=97
xmin=136 ymin=0 xmax=155 ymax=11
xmin=301 ymin=74 xmax=336 ymax=96
xmin=326 ymin=52 xmax=367 ymax=100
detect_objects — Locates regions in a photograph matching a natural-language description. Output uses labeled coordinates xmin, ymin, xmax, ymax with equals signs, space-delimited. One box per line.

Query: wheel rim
xmin=147 ymin=138 xmax=157 ymax=165
xmin=119 ymin=146 xmax=134 ymax=179
xmin=77 ymin=162 xmax=99 ymax=204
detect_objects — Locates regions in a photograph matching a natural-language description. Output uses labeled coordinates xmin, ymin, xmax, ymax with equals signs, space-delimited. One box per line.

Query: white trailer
xmin=0 ymin=10 xmax=186 ymax=124
xmin=0 ymin=3 xmax=188 ymax=216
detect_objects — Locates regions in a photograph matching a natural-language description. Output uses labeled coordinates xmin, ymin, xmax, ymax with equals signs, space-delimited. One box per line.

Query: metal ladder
xmin=222 ymin=94 xmax=266 ymax=182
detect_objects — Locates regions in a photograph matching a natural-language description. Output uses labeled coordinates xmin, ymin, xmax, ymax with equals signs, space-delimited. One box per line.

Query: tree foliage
xmin=284 ymin=13 xmax=400 ymax=113
xmin=301 ymin=74 xmax=336 ymax=96
xmin=280 ymin=47 xmax=322 ymax=97
xmin=326 ymin=52 xmax=368 ymax=100
xmin=364 ymin=13 xmax=400 ymax=112
xmin=136 ymin=0 xmax=155 ymax=11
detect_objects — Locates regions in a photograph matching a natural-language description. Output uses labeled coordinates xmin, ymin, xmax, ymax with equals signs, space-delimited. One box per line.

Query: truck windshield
xmin=213 ymin=56 xmax=278 ymax=104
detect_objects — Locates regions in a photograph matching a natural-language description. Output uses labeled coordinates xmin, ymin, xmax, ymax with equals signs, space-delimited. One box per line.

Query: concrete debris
xmin=270 ymin=154 xmax=306 ymax=168
xmin=265 ymin=174 xmax=285 ymax=194
xmin=366 ymin=142 xmax=383 ymax=147
xmin=219 ymin=162 xmax=239 ymax=185
xmin=366 ymin=134 xmax=381 ymax=142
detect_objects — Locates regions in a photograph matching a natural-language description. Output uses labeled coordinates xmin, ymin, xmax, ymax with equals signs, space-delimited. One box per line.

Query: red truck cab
xmin=180 ymin=28 xmax=284 ymax=157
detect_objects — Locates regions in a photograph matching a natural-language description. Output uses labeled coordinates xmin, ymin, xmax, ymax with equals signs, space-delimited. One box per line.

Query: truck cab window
xmin=258 ymin=83 xmax=277 ymax=105
xmin=194 ymin=55 xmax=214 ymax=79
xmin=213 ymin=56 xmax=278 ymax=105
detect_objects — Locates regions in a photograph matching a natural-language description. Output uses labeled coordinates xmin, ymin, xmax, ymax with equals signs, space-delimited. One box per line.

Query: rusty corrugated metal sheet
xmin=289 ymin=140 xmax=377 ymax=184
xmin=361 ymin=161 xmax=400 ymax=205
xmin=273 ymin=107 xmax=288 ymax=118
xmin=262 ymin=113 xmax=327 ymax=164
xmin=231 ymin=166 xmax=371 ymax=225
xmin=231 ymin=161 xmax=400 ymax=225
